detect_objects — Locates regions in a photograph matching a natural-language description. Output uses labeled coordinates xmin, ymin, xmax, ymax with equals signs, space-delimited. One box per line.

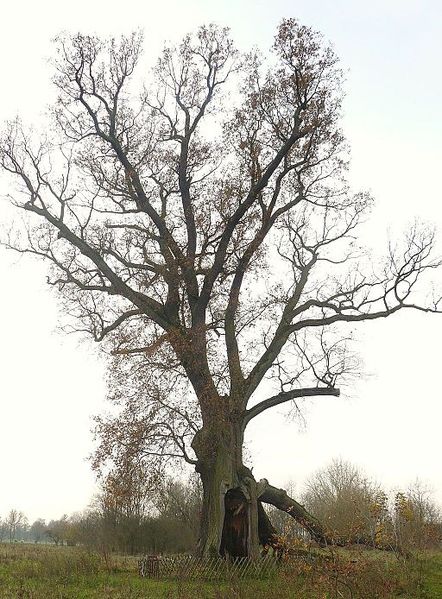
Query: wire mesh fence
xmin=139 ymin=553 xmax=281 ymax=580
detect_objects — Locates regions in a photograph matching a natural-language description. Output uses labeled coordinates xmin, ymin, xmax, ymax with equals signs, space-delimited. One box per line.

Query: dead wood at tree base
xmin=257 ymin=500 xmax=279 ymax=549
xmin=258 ymin=479 xmax=331 ymax=546
xmin=257 ymin=479 xmax=405 ymax=554
xmin=220 ymin=488 xmax=249 ymax=558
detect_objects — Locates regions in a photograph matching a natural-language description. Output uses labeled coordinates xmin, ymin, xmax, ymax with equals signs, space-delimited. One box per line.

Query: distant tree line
xmin=0 ymin=475 xmax=200 ymax=554
xmin=1 ymin=461 xmax=440 ymax=554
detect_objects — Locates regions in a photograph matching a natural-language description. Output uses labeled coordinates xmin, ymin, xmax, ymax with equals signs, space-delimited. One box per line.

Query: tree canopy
xmin=1 ymin=19 xmax=440 ymax=557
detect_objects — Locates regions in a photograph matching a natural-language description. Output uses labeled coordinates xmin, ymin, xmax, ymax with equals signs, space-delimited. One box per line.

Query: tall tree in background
xmin=1 ymin=19 xmax=440 ymax=557
xmin=6 ymin=510 xmax=27 ymax=543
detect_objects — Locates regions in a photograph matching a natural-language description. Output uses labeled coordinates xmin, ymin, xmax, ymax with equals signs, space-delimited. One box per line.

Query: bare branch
xmin=244 ymin=386 xmax=340 ymax=425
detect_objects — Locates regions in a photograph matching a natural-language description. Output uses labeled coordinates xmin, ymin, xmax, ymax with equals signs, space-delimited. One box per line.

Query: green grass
xmin=0 ymin=543 xmax=441 ymax=598
xmin=411 ymin=552 xmax=442 ymax=599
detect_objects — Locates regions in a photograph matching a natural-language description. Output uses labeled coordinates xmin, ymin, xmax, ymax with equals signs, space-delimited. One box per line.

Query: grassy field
xmin=0 ymin=543 xmax=441 ymax=598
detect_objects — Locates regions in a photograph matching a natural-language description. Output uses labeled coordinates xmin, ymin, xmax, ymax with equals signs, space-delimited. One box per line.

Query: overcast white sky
xmin=0 ymin=0 xmax=441 ymax=523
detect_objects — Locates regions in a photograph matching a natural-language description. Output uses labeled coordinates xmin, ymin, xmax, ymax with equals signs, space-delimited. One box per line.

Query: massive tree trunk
xmin=191 ymin=420 xmax=260 ymax=558
xmin=186 ymin=361 xmax=334 ymax=558
xmin=191 ymin=418 xmax=333 ymax=558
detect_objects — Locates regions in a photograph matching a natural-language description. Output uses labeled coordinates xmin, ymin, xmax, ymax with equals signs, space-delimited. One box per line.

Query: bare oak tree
xmin=1 ymin=19 xmax=440 ymax=558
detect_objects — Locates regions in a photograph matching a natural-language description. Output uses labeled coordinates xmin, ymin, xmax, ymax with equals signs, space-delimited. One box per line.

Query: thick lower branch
xmin=258 ymin=479 xmax=331 ymax=545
